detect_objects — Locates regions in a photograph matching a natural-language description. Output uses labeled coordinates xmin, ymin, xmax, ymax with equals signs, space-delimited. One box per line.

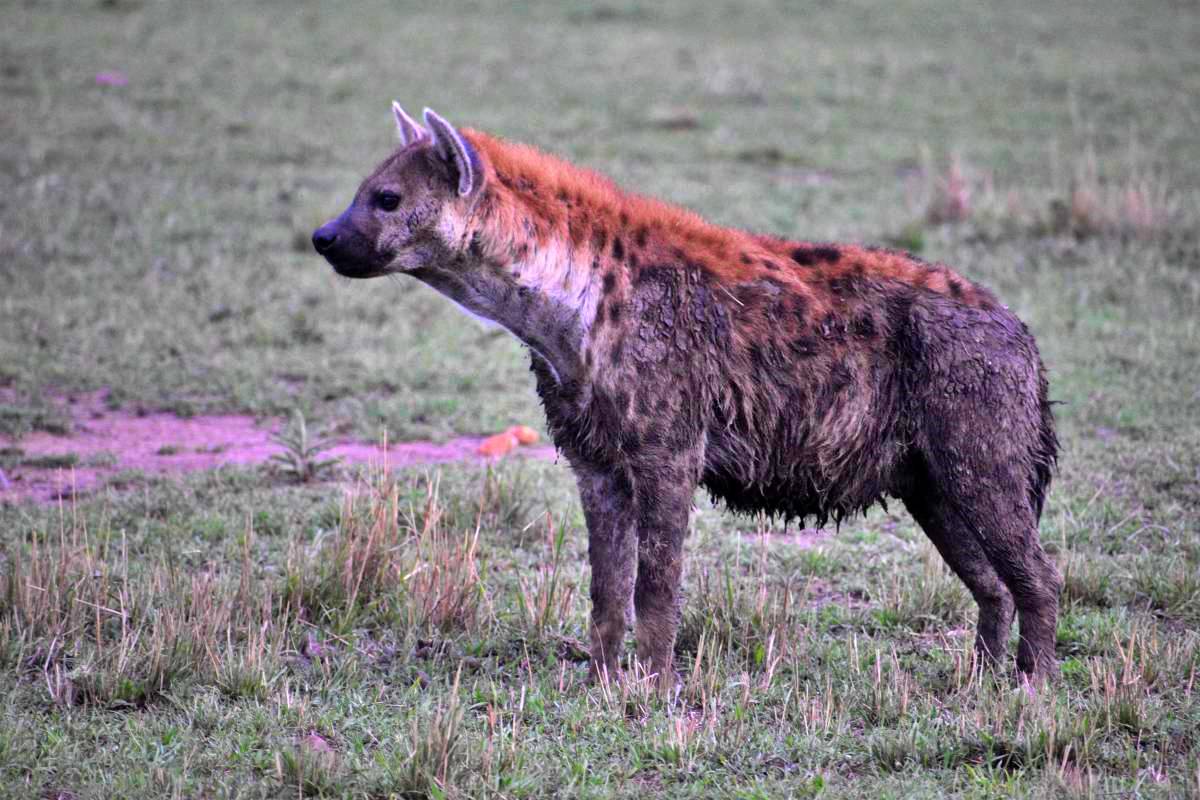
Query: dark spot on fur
xmin=628 ymin=252 xmax=639 ymax=270
xmin=619 ymin=426 xmax=641 ymax=454
xmin=851 ymin=312 xmax=878 ymax=339
xmin=948 ymin=279 xmax=964 ymax=298
xmin=789 ymin=336 xmax=818 ymax=357
xmin=791 ymin=294 xmax=808 ymax=323
xmin=639 ymin=423 xmax=665 ymax=449
xmin=592 ymin=227 xmax=608 ymax=253
xmin=829 ymin=362 xmax=854 ymax=393
xmin=602 ymin=273 xmax=617 ymax=295
xmin=611 ymin=337 xmax=625 ymax=366
xmin=634 ymin=262 xmax=667 ymax=286
xmin=749 ymin=342 xmax=770 ymax=370
xmin=635 ymin=226 xmax=649 ymax=247
xmin=611 ymin=467 xmax=634 ymax=498
xmin=829 ymin=276 xmax=856 ymax=297
xmin=740 ymin=253 xmax=753 ymax=265
xmin=635 ymin=388 xmax=655 ymax=416
xmin=791 ymin=248 xmax=816 ymax=267
xmin=608 ymin=302 xmax=623 ymax=325
xmin=813 ymin=246 xmax=841 ymax=263
xmin=619 ymin=211 xmax=629 ymax=225
xmin=612 ymin=237 xmax=625 ymax=262
xmin=613 ymin=390 xmax=630 ymax=414
xmin=820 ymin=312 xmax=846 ymax=341
xmin=792 ymin=245 xmax=842 ymax=267
xmin=468 ymin=235 xmax=485 ymax=259
xmin=763 ymin=260 xmax=780 ymax=271
xmin=884 ymin=292 xmax=917 ymax=357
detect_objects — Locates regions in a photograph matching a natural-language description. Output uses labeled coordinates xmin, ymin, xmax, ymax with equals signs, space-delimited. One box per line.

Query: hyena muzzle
xmin=313 ymin=103 xmax=1062 ymax=686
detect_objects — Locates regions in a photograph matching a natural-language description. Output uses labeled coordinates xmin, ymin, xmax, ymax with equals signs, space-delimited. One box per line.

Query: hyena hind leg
xmin=974 ymin=515 xmax=1062 ymax=682
xmin=902 ymin=491 xmax=1016 ymax=669
xmin=942 ymin=484 xmax=1062 ymax=682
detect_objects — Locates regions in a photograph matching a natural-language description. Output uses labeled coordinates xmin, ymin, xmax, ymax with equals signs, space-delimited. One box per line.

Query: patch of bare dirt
xmin=0 ymin=392 xmax=555 ymax=505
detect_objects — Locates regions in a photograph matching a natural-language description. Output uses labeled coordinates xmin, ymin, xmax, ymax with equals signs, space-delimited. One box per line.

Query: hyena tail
xmin=1030 ymin=374 xmax=1059 ymax=523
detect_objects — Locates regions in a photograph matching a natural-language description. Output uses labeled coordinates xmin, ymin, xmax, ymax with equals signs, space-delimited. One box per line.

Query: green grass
xmin=2 ymin=0 xmax=1200 ymax=797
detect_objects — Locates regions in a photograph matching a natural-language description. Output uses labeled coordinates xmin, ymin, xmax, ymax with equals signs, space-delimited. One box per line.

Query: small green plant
xmin=269 ymin=411 xmax=341 ymax=483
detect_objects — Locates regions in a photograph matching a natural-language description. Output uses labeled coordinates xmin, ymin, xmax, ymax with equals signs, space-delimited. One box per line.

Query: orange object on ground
xmin=508 ymin=425 xmax=540 ymax=445
xmin=478 ymin=431 xmax=519 ymax=457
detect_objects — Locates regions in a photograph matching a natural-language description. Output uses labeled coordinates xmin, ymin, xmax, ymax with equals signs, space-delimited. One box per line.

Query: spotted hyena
xmin=313 ymin=104 xmax=1061 ymax=684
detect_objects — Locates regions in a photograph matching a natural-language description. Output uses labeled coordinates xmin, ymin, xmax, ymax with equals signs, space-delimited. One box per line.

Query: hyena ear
xmin=423 ymin=108 xmax=481 ymax=197
xmin=392 ymin=101 xmax=427 ymax=146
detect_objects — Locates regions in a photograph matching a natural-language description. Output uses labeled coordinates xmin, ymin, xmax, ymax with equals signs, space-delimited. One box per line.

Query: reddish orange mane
xmin=463 ymin=129 xmax=992 ymax=308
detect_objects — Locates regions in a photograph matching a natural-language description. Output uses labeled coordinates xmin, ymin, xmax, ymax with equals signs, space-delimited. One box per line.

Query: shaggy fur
xmin=313 ymin=106 xmax=1061 ymax=685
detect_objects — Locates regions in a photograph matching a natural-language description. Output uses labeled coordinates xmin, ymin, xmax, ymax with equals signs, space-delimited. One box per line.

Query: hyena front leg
xmin=632 ymin=457 xmax=701 ymax=687
xmin=576 ymin=465 xmax=638 ymax=684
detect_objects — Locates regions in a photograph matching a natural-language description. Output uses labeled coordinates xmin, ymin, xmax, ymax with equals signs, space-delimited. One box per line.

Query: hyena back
xmin=313 ymin=104 xmax=1061 ymax=684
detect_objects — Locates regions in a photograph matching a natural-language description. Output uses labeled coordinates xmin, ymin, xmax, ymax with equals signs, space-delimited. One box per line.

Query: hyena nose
xmin=311 ymin=224 xmax=339 ymax=255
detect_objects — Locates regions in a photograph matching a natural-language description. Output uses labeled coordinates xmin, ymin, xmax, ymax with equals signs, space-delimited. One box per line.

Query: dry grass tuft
xmin=516 ymin=513 xmax=578 ymax=638
xmin=923 ymin=153 xmax=974 ymax=225
xmin=2 ymin=513 xmax=192 ymax=708
xmin=1045 ymin=147 xmax=1182 ymax=239
xmin=1 ymin=467 xmax=493 ymax=711
xmin=908 ymin=142 xmax=1190 ymax=241
xmin=283 ymin=469 xmax=487 ymax=635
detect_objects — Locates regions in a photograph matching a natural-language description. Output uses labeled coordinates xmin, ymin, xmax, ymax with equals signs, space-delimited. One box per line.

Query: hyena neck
xmin=415 ymin=131 xmax=611 ymax=387
xmin=414 ymin=242 xmax=593 ymax=387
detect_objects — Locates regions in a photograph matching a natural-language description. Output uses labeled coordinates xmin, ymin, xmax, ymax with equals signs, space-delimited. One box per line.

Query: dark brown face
xmin=311 ymin=146 xmax=452 ymax=279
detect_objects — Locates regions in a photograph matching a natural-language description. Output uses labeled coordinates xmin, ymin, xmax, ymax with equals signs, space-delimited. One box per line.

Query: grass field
xmin=2 ymin=0 xmax=1200 ymax=797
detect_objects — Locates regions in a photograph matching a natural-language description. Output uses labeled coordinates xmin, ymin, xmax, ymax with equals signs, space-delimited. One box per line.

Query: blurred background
xmin=3 ymin=2 xmax=1200 ymax=797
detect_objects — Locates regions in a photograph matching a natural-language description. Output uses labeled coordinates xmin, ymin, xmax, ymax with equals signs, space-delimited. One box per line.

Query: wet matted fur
xmin=312 ymin=105 xmax=1061 ymax=685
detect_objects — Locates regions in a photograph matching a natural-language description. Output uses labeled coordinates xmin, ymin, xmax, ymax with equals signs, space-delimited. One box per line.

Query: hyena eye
xmin=375 ymin=191 xmax=401 ymax=212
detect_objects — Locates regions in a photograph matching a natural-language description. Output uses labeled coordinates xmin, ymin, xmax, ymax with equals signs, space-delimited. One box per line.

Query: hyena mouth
xmin=326 ymin=259 xmax=388 ymax=279
xmin=318 ymin=248 xmax=395 ymax=279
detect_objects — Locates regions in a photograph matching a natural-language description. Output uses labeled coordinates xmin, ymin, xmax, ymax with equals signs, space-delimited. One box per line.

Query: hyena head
xmin=312 ymin=103 xmax=483 ymax=279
